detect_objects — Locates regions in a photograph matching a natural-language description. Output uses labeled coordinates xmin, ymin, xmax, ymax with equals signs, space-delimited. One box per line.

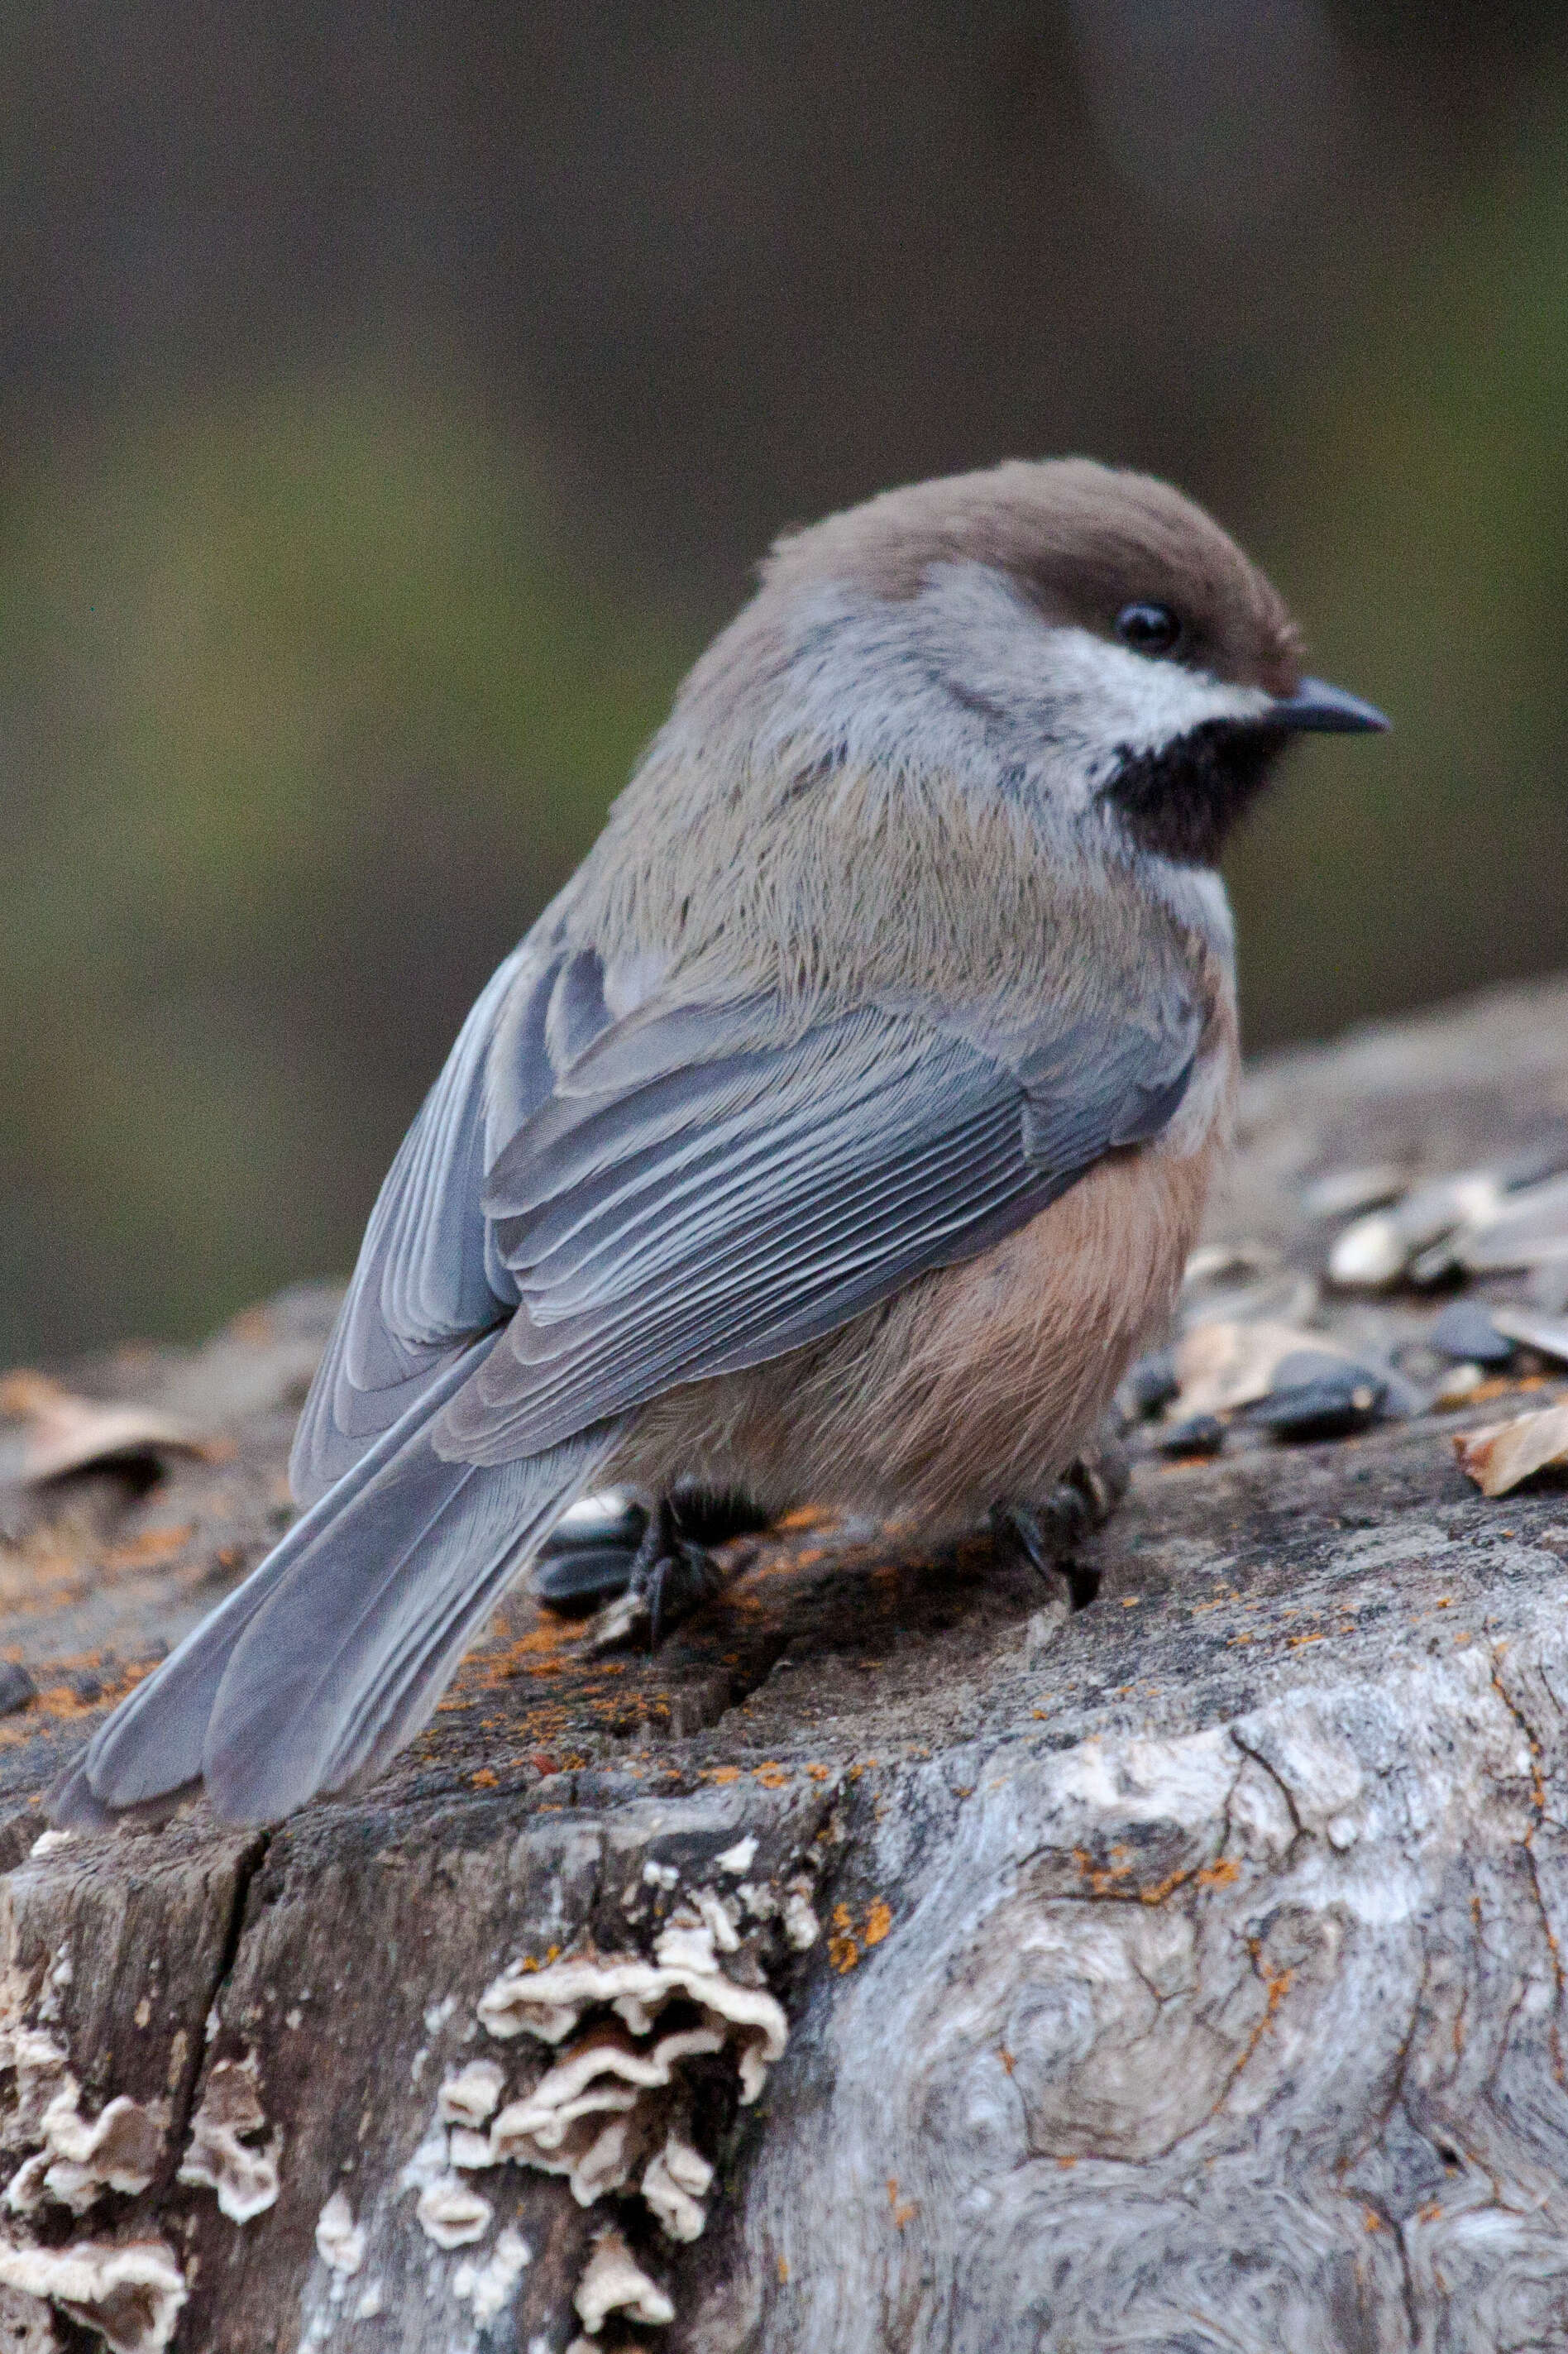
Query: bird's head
xmin=738 ymin=457 xmax=1386 ymax=866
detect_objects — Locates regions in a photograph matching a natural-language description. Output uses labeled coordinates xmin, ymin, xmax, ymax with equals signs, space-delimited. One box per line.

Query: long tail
xmin=49 ymin=1340 xmax=620 ymax=1827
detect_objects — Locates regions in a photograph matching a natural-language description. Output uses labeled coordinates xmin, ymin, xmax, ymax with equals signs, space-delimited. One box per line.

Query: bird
xmin=49 ymin=457 xmax=1387 ymax=1829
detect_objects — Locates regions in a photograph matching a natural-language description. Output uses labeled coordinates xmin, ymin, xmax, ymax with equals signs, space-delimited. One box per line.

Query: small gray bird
xmin=50 ymin=459 xmax=1385 ymax=1828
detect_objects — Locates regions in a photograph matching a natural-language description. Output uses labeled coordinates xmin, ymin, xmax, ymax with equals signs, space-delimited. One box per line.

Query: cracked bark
xmin=5 ymin=975 xmax=1568 ymax=2352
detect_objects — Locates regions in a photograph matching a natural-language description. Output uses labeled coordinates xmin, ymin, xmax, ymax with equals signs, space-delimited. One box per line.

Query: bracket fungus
xmin=571 ymin=2226 xmax=675 ymax=2335
xmin=476 ymin=1914 xmax=788 ymax=2103
xmin=464 ymin=1904 xmax=793 ymax=2334
xmin=175 ymin=2055 xmax=280 ymax=2223
xmin=313 ymin=2189 xmax=366 ymax=2277
xmin=641 ymin=2129 xmax=715 ymax=2242
xmin=0 ymin=2236 xmax=186 ymax=2354
xmin=5 ymin=2087 xmax=167 ymax=2218
xmin=414 ymin=2175 xmax=492 ymax=2250
xmin=484 ymin=2021 xmax=724 ymax=2207
xmin=435 ymin=2059 xmax=505 ymax=2130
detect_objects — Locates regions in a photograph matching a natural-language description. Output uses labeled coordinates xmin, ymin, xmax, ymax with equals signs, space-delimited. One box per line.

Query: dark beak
xmin=1269 ymin=676 xmax=1390 ymax=734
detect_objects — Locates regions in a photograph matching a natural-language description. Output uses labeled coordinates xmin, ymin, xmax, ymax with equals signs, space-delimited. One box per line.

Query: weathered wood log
xmin=5 ymin=976 xmax=1568 ymax=2354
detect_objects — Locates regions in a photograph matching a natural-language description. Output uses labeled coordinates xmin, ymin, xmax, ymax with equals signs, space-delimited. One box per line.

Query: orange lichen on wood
xmin=886 ymin=2180 xmax=917 ymax=2229
xmin=100 ymin=1523 xmax=195 ymax=1569
xmin=829 ymin=1904 xmax=859 ymax=1974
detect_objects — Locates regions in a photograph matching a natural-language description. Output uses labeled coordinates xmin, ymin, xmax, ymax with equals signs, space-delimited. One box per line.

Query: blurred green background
xmin=6 ymin=1 xmax=1568 ymax=1362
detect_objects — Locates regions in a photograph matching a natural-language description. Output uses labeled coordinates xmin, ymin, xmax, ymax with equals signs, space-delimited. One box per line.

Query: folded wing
xmin=436 ymin=974 xmax=1202 ymax=1465
xmin=289 ymin=941 xmax=616 ymax=1501
xmin=294 ymin=912 xmax=1204 ymax=1491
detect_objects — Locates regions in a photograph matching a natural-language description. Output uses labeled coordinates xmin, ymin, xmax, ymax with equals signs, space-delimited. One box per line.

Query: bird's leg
xmin=992 ymin=1433 xmax=1130 ymax=1611
xmin=634 ymin=1493 xmax=724 ymax=1652
xmin=581 ymin=1483 xmax=769 ymax=1653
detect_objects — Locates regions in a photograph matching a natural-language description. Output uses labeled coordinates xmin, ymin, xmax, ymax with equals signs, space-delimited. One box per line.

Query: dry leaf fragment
xmin=0 ymin=1374 xmax=205 ymax=1487
xmin=1458 ymin=1174 xmax=1568 ymax=1273
xmin=1173 ymin=1321 xmax=1364 ymax=1420
xmin=1299 ymin=1164 xmax=1408 ymax=1221
xmin=1453 ymin=1402 xmax=1568 ymax=1497
xmin=1489 ymin=1306 xmax=1568 ymax=1367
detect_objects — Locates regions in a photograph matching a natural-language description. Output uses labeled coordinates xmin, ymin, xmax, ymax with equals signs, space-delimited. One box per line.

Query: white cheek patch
xmin=1035 ymin=625 xmax=1276 ymax=760
xmin=757 ymin=567 xmax=1275 ymax=818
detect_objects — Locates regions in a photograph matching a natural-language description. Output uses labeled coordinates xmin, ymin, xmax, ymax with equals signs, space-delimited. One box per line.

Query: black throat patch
xmin=1103 ymin=719 xmax=1291 ymax=865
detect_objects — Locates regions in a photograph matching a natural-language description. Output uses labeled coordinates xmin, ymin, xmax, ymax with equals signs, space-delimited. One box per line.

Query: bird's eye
xmin=1115 ymin=601 xmax=1181 ymax=656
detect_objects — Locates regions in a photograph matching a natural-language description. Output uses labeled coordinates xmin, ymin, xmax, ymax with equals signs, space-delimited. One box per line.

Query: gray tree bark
xmin=4 ymin=977 xmax=1568 ymax=2354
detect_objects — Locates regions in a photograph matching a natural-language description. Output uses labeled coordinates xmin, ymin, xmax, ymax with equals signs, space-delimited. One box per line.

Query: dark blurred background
xmin=7 ymin=1 xmax=1568 ymax=1361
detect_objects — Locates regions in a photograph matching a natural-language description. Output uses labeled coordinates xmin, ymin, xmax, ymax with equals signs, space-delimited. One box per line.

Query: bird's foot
xmin=992 ymin=1436 xmax=1129 ymax=1611
xmin=585 ymin=1490 xmax=729 ymax=1654
xmin=534 ymin=1485 xmax=767 ymax=1653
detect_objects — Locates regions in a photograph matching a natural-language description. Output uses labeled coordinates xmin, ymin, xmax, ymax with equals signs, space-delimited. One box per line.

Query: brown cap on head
xmin=763 ymin=457 xmax=1304 ymax=699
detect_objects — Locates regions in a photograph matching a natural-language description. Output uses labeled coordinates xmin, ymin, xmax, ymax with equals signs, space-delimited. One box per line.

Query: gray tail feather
xmin=48 ymin=1339 xmax=621 ymax=1828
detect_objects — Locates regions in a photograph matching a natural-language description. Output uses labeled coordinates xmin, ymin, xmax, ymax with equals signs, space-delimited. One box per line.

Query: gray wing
xmin=289 ymin=940 xmax=616 ymax=1502
xmin=434 ymin=977 xmax=1203 ymax=1467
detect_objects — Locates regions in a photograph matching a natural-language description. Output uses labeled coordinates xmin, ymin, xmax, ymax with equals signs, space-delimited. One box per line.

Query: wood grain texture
xmin=2 ymin=974 xmax=1568 ymax=2354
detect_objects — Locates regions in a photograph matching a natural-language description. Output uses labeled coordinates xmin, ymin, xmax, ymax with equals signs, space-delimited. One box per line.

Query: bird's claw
xmin=576 ymin=1487 xmax=750 ymax=1653
xmin=992 ymin=1438 xmax=1129 ymax=1611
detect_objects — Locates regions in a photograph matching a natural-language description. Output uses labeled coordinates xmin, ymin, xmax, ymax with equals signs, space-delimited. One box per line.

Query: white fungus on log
xmin=487 ymin=2021 xmax=723 ymax=2205
xmin=435 ymin=2057 xmax=505 ymax=2128
xmin=396 ymin=2123 xmax=496 ymax=2246
xmin=476 ymin=1918 xmax=788 ymax=2103
xmin=175 ymin=2055 xmax=280 ymax=2222
xmin=452 ymin=2225 xmax=531 ymax=2323
xmin=447 ymin=2125 xmax=500 ymax=2170
xmin=6 ymin=2087 xmax=167 ymax=2216
xmin=313 ymin=2189 xmax=365 ymax=2276
xmin=471 ymin=1917 xmax=794 ymax=2328
xmin=642 ymin=2129 xmax=715 ymax=2242
xmin=571 ymin=2227 xmax=675 ymax=2334
xmin=0 ymin=2236 xmax=187 ymax=2354
xmin=414 ymin=2175 xmax=492 ymax=2249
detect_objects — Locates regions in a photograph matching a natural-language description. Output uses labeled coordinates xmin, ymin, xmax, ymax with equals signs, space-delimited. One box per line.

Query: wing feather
xmin=292 ymin=945 xmax=566 ymax=1502
xmin=296 ymin=902 xmax=1203 ymax=1493
xmin=437 ymin=982 xmax=1201 ymax=1464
